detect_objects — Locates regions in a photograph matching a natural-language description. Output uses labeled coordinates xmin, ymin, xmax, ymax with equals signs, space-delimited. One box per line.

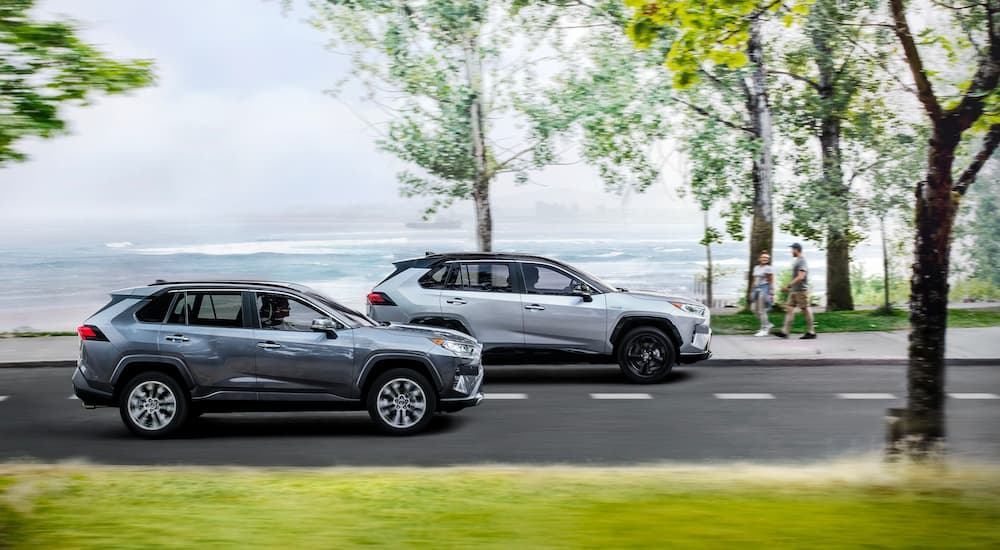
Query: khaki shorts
xmin=787 ymin=290 xmax=810 ymax=309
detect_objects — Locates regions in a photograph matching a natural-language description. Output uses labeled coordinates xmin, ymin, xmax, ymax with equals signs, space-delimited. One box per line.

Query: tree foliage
xmin=624 ymin=0 xmax=811 ymax=87
xmin=0 ymin=0 xmax=155 ymax=166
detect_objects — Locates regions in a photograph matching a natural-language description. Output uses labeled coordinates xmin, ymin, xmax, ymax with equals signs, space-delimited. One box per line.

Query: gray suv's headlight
xmin=431 ymin=338 xmax=477 ymax=356
xmin=670 ymin=301 xmax=707 ymax=317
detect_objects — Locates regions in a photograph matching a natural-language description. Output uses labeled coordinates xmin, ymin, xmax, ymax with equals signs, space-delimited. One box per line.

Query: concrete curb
xmin=1 ymin=359 xmax=998 ymax=370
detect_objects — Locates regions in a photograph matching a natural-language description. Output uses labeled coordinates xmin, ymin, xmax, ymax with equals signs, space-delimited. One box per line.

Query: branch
xmin=889 ymin=0 xmax=943 ymax=121
xmin=673 ymin=97 xmax=755 ymax=134
xmin=495 ymin=142 xmax=542 ymax=172
xmin=947 ymin=0 xmax=1000 ymax=131
xmin=770 ymin=69 xmax=822 ymax=91
xmin=955 ymin=123 xmax=1000 ymax=195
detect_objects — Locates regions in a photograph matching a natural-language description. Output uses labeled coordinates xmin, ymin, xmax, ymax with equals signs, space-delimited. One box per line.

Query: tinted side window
xmin=167 ymin=293 xmax=192 ymax=324
xmin=258 ymin=293 xmax=325 ymax=332
xmin=418 ymin=265 xmax=449 ymax=289
xmin=522 ymin=264 xmax=581 ymax=295
xmin=189 ymin=293 xmax=244 ymax=328
xmin=136 ymin=293 xmax=174 ymax=323
xmin=445 ymin=263 xmax=512 ymax=293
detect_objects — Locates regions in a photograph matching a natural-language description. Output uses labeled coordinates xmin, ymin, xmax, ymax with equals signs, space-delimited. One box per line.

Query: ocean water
xmin=0 ymin=221 xmax=857 ymax=331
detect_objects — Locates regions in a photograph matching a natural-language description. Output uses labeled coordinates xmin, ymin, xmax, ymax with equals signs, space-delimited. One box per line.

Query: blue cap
xmin=790 ymin=243 xmax=803 ymax=251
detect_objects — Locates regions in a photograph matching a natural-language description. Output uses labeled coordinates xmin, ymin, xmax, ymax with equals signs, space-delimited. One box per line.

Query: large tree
xmin=772 ymin=0 xmax=897 ymax=310
xmin=625 ymin=0 xmax=804 ymax=299
xmin=314 ymin=0 xmax=676 ymax=251
xmin=888 ymin=0 xmax=1000 ymax=455
xmin=0 ymin=0 xmax=155 ymax=167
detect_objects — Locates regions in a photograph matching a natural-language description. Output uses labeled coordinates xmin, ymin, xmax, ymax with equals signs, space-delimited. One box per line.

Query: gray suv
xmin=73 ymin=281 xmax=483 ymax=438
xmin=368 ymin=253 xmax=712 ymax=383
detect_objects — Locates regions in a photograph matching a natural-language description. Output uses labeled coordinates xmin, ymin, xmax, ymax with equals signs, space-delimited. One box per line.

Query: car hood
xmin=375 ymin=323 xmax=478 ymax=344
xmin=623 ymin=290 xmax=698 ymax=303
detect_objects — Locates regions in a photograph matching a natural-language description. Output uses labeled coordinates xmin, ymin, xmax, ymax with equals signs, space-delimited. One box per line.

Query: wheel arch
xmin=610 ymin=316 xmax=683 ymax=354
xmin=111 ymin=355 xmax=195 ymax=401
xmin=357 ymin=354 xmax=443 ymax=399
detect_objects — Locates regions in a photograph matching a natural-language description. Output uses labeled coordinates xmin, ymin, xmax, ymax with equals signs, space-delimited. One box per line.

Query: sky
xmin=4 ymin=0 xmax=701 ymax=236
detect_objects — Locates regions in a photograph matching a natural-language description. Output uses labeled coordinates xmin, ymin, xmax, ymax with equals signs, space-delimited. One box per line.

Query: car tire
xmin=367 ymin=368 xmax=437 ymax=436
xmin=616 ymin=326 xmax=676 ymax=384
xmin=119 ymin=372 xmax=190 ymax=439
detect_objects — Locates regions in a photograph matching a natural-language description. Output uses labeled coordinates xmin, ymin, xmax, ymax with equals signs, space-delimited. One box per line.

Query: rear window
xmin=135 ymin=293 xmax=174 ymax=323
xmin=190 ymin=293 xmax=244 ymax=328
xmin=166 ymin=292 xmax=245 ymax=328
xmin=446 ymin=263 xmax=513 ymax=293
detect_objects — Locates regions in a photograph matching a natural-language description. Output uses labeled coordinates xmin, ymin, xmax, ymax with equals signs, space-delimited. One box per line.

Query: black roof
xmin=147 ymin=280 xmax=311 ymax=292
xmin=396 ymin=252 xmax=568 ymax=267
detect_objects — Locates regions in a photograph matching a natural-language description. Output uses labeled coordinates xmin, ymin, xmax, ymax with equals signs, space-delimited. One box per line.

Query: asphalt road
xmin=1 ymin=364 xmax=998 ymax=466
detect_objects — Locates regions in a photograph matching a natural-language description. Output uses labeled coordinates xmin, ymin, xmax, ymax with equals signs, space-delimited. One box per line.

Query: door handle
xmin=524 ymin=304 xmax=546 ymax=311
xmin=445 ymin=298 xmax=467 ymax=305
xmin=257 ymin=341 xmax=282 ymax=350
xmin=164 ymin=334 xmax=189 ymax=342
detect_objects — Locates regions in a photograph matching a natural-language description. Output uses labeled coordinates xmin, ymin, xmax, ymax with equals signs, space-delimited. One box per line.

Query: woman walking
xmin=749 ymin=252 xmax=774 ymax=337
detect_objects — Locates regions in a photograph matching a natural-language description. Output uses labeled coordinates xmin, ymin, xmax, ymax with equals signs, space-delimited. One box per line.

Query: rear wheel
xmin=616 ymin=326 xmax=676 ymax=384
xmin=367 ymin=368 xmax=437 ymax=435
xmin=119 ymin=372 xmax=189 ymax=439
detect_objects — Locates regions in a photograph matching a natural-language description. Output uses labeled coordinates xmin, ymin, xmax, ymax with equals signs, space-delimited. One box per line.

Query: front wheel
xmin=616 ymin=326 xmax=676 ymax=384
xmin=367 ymin=369 xmax=437 ymax=435
xmin=119 ymin=372 xmax=189 ymax=438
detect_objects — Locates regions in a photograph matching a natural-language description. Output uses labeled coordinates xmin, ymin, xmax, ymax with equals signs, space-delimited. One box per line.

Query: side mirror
xmin=573 ymin=283 xmax=594 ymax=303
xmin=311 ymin=318 xmax=339 ymax=338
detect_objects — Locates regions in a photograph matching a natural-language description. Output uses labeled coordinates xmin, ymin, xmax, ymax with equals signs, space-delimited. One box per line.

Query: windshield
xmin=305 ymin=291 xmax=377 ymax=327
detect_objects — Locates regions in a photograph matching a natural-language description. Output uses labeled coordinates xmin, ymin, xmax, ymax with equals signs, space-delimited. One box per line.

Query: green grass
xmin=1 ymin=463 xmax=1000 ymax=549
xmin=711 ymin=307 xmax=1000 ymax=335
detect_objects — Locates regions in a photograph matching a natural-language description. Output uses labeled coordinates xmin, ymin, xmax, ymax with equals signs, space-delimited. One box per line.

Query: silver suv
xmin=368 ymin=253 xmax=711 ymax=383
xmin=73 ymin=281 xmax=483 ymax=438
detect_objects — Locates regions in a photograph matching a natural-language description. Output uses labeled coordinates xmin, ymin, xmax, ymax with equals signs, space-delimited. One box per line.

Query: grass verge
xmin=1 ymin=462 xmax=999 ymax=549
xmin=711 ymin=307 xmax=1000 ymax=335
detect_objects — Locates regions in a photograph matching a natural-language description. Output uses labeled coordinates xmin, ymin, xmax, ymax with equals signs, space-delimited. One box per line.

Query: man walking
xmin=774 ymin=243 xmax=816 ymax=339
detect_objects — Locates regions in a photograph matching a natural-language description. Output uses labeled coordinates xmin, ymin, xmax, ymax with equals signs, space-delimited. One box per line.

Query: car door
xmin=518 ymin=262 xmax=608 ymax=351
xmin=158 ymin=290 xmax=258 ymax=396
xmin=438 ymin=261 xmax=525 ymax=347
xmin=252 ymin=291 xmax=356 ymax=399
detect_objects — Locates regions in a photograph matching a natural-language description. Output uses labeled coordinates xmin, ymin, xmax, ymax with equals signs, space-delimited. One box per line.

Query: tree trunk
xmin=745 ymin=19 xmax=774 ymax=301
xmin=465 ymin=34 xmax=492 ymax=252
xmin=705 ymin=211 xmax=714 ymax=307
xmin=814 ymin=22 xmax=853 ymax=311
xmin=820 ymin=115 xmax=853 ymax=310
xmin=826 ymin=228 xmax=853 ymax=310
xmin=881 ymin=216 xmax=890 ymax=311
xmin=904 ymin=125 xmax=961 ymax=455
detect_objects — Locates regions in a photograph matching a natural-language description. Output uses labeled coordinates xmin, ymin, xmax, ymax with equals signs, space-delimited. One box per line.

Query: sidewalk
xmin=706 ymin=327 xmax=1000 ymax=366
xmin=2 ymin=328 xmax=999 ymax=367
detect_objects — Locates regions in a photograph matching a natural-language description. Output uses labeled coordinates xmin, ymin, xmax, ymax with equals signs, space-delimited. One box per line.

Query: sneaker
xmin=753 ymin=329 xmax=768 ymax=337
xmin=773 ymin=330 xmax=788 ymax=338
xmin=764 ymin=323 xmax=774 ymax=331
xmin=800 ymin=332 xmax=817 ymax=340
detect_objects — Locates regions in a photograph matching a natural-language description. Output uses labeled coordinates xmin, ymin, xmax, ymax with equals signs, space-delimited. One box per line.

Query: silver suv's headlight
xmin=670 ymin=301 xmax=707 ymax=317
xmin=431 ymin=338 xmax=477 ymax=356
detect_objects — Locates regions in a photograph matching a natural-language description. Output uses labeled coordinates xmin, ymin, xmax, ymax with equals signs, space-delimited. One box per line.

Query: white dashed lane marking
xmin=484 ymin=393 xmax=528 ymax=400
xmin=949 ymin=393 xmax=1000 ymax=399
xmin=836 ymin=393 xmax=897 ymax=399
xmin=714 ymin=393 xmax=775 ymax=400
xmin=0 ymin=396 xmax=8 ymax=403
xmin=590 ymin=393 xmax=652 ymax=400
